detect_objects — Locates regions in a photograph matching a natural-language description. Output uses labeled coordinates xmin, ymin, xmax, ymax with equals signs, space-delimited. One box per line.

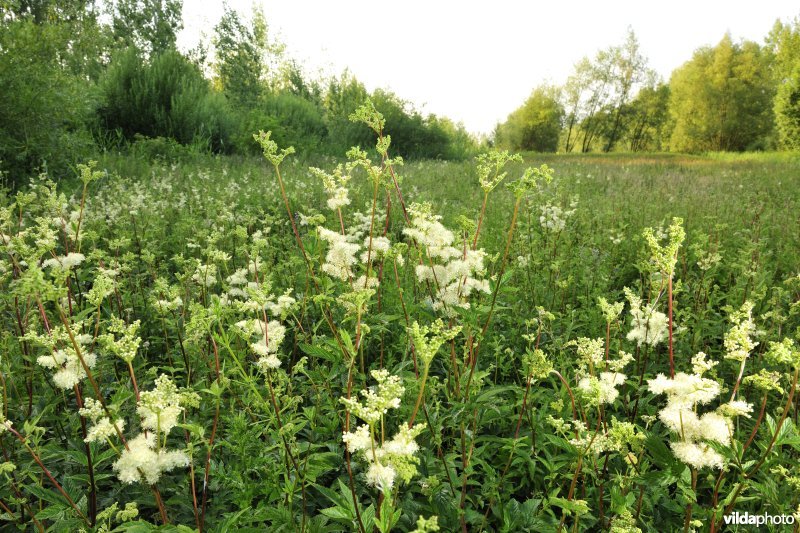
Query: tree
xmin=97 ymin=47 xmax=234 ymax=151
xmin=601 ymin=29 xmax=654 ymax=151
xmin=624 ymin=82 xmax=670 ymax=151
xmin=0 ymin=18 xmax=96 ymax=178
xmin=212 ymin=5 xmax=283 ymax=106
xmin=109 ymin=0 xmax=182 ymax=55
xmin=669 ymin=33 xmax=774 ymax=152
xmin=768 ymin=17 xmax=800 ymax=149
xmin=561 ymin=29 xmax=653 ymax=152
xmin=495 ymin=84 xmax=563 ymax=152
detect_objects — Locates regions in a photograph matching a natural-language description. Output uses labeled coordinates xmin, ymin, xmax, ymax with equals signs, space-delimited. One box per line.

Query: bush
xmin=97 ymin=48 xmax=235 ymax=152
xmin=0 ymin=20 xmax=96 ymax=181
xmin=235 ymin=91 xmax=328 ymax=154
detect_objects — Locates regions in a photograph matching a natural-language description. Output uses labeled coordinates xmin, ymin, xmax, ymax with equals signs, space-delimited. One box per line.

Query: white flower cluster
xmin=36 ymin=333 xmax=96 ymax=390
xmin=236 ymin=318 xmax=287 ymax=371
xmin=113 ymin=375 xmax=195 ymax=485
xmin=403 ymin=203 xmax=490 ymax=313
xmin=191 ymin=262 xmax=217 ymax=288
xmin=41 ymin=252 xmax=86 ymax=271
xmin=318 ymin=227 xmax=360 ymax=282
xmin=341 ymin=370 xmax=425 ymax=493
xmin=343 ymin=423 xmax=426 ymax=492
xmin=112 ymin=433 xmax=189 ymax=485
xmin=137 ymin=374 xmax=187 ymax=435
xmin=578 ymin=372 xmax=626 ymax=406
xmin=79 ymin=398 xmax=125 ymax=444
xmin=724 ymin=302 xmax=758 ymax=362
xmin=310 ymin=165 xmax=353 ymax=211
xmin=624 ymin=287 xmax=668 ymax=347
xmin=539 ymin=198 xmax=577 ymax=233
xmin=648 ymin=367 xmax=750 ymax=470
xmin=341 ymin=369 xmax=404 ymax=425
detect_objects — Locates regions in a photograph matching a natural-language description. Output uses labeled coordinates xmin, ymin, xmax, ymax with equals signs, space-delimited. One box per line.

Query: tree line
xmin=0 ymin=0 xmax=476 ymax=181
xmin=495 ymin=24 xmax=800 ymax=153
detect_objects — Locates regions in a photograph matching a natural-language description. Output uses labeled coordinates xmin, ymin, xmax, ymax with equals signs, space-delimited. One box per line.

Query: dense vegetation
xmin=1 ymin=100 xmax=800 ymax=530
xmin=3 ymin=2 xmax=800 ymax=532
xmin=0 ymin=0 xmax=475 ymax=182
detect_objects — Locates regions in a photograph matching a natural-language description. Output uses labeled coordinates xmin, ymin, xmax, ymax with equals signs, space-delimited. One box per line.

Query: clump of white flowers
xmin=41 ymin=252 xmax=86 ymax=271
xmin=33 ymin=325 xmax=96 ymax=390
xmin=318 ymin=227 xmax=360 ymax=282
xmin=539 ymin=197 xmax=577 ymax=233
xmin=113 ymin=375 xmax=197 ymax=485
xmin=341 ymin=370 xmax=425 ymax=493
xmin=112 ymin=433 xmax=189 ymax=485
xmin=569 ymin=337 xmax=632 ymax=406
xmin=624 ymin=287 xmax=668 ymax=347
xmin=648 ymin=350 xmax=751 ymax=470
xmin=235 ymin=318 xmax=286 ymax=371
xmin=310 ymin=163 xmax=354 ymax=211
xmin=79 ymin=397 xmax=125 ymax=444
xmin=403 ymin=202 xmax=490 ymax=314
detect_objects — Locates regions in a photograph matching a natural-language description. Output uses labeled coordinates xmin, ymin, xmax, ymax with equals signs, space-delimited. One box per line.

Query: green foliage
xmin=212 ymin=4 xmax=284 ymax=107
xmin=669 ymin=33 xmax=775 ymax=152
xmin=770 ymin=17 xmax=800 ymax=150
xmin=97 ymin=47 xmax=235 ymax=152
xmin=109 ymin=0 xmax=183 ymax=55
xmin=495 ymin=85 xmax=564 ymax=152
xmin=2 ymin=143 xmax=800 ymax=531
xmin=0 ymin=19 xmax=96 ymax=179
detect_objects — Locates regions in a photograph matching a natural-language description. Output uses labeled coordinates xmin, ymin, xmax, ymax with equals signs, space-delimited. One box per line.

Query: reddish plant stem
xmin=667 ymin=276 xmax=675 ymax=378
xmin=6 ymin=425 xmax=89 ymax=525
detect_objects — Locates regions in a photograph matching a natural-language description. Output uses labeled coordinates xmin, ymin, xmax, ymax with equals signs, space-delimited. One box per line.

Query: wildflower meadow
xmin=1 ymin=100 xmax=799 ymax=532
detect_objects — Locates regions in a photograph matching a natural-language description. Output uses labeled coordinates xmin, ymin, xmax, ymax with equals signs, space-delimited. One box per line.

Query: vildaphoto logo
xmin=723 ymin=512 xmax=796 ymax=526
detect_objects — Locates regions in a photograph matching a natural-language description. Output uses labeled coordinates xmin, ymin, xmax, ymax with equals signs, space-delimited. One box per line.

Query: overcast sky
xmin=178 ymin=1 xmax=800 ymax=135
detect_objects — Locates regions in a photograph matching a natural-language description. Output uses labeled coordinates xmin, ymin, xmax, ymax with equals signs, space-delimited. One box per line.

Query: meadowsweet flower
xmin=598 ymin=297 xmax=624 ymax=323
xmin=568 ymin=337 xmax=605 ymax=370
xmin=360 ymin=235 xmax=391 ymax=263
xmin=341 ymin=370 xmax=404 ymax=424
xmin=670 ymin=441 xmax=724 ymax=470
xmin=192 ymin=263 xmax=217 ymax=287
xmin=624 ymin=288 xmax=668 ymax=347
xmin=37 ymin=348 xmax=97 ymax=390
xmin=718 ymin=400 xmax=753 ymax=418
xmin=366 ymin=462 xmax=396 ymax=491
xmin=79 ymin=397 xmax=124 ymax=444
xmin=765 ymin=338 xmax=800 ymax=368
xmin=410 ymin=515 xmax=440 ymax=533
xmin=266 ymin=290 xmax=297 ymax=319
xmin=691 ymin=351 xmax=717 ymax=376
xmin=647 ymin=372 xmax=720 ymax=407
xmin=99 ymin=318 xmax=141 ymax=363
xmin=539 ymin=201 xmax=576 ymax=232
xmin=649 ymin=368 xmax=733 ymax=469
xmin=255 ymin=354 xmax=282 ymax=372
xmin=408 ymin=320 xmax=461 ymax=366
xmin=724 ymin=301 xmax=757 ymax=362
xmin=318 ymin=227 xmax=359 ymax=281
xmin=243 ymin=320 xmax=286 ymax=357
xmin=137 ymin=375 xmax=188 ymax=435
xmin=41 ymin=252 xmax=85 ymax=270
xmin=112 ymin=433 xmax=189 ymax=485
xmin=342 ymin=424 xmax=372 ymax=453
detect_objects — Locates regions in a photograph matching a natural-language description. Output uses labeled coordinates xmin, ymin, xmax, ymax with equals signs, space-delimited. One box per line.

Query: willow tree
xmin=669 ymin=33 xmax=774 ymax=152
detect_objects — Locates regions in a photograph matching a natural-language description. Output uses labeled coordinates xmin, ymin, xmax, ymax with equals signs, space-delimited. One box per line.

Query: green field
xmin=2 ymin=128 xmax=800 ymax=532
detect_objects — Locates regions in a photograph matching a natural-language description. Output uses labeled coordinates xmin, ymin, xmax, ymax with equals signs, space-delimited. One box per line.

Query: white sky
xmin=178 ymin=1 xmax=800 ymax=135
